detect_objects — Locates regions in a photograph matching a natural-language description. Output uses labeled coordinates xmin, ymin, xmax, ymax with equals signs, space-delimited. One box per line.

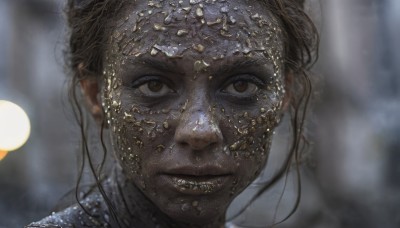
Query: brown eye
xmin=233 ymin=81 xmax=249 ymax=93
xmin=138 ymin=80 xmax=173 ymax=96
xmin=223 ymin=80 xmax=259 ymax=97
xmin=147 ymin=81 xmax=163 ymax=92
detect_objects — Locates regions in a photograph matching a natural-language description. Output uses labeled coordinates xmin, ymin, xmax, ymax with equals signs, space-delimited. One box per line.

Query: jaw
xmin=112 ymin=166 xmax=229 ymax=228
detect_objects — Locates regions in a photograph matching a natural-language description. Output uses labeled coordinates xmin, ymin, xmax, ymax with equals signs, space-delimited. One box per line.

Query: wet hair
xmin=65 ymin=0 xmax=319 ymax=226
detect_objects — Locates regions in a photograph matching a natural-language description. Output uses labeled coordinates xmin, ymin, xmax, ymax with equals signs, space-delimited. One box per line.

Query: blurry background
xmin=0 ymin=1 xmax=76 ymax=227
xmin=0 ymin=0 xmax=399 ymax=227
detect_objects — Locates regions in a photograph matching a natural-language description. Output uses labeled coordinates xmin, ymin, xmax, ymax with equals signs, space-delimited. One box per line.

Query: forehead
xmin=108 ymin=0 xmax=283 ymax=66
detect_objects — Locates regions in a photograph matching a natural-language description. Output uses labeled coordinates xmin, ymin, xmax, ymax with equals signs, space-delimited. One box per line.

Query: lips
xmin=160 ymin=166 xmax=233 ymax=195
xmin=164 ymin=165 xmax=232 ymax=176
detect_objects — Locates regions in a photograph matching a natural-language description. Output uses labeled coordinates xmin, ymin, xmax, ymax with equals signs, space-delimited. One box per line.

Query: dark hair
xmin=65 ymin=0 xmax=319 ymax=226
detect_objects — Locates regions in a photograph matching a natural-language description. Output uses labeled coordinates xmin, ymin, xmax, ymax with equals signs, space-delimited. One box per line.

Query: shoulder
xmin=26 ymin=194 xmax=111 ymax=228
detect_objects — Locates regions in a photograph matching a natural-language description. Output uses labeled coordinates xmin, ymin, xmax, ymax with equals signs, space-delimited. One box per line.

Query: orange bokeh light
xmin=0 ymin=150 xmax=7 ymax=161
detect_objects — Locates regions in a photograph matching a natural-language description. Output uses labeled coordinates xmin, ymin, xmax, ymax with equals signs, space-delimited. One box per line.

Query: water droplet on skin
xmin=182 ymin=6 xmax=192 ymax=12
xmin=251 ymin=13 xmax=260 ymax=20
xmin=164 ymin=13 xmax=173 ymax=25
xmin=148 ymin=1 xmax=162 ymax=8
xmin=243 ymin=47 xmax=251 ymax=55
xmin=228 ymin=15 xmax=236 ymax=24
xmin=190 ymin=0 xmax=202 ymax=5
xmin=153 ymin=44 xmax=181 ymax=57
xmin=220 ymin=6 xmax=229 ymax=13
xmin=223 ymin=146 xmax=230 ymax=155
xmin=181 ymin=203 xmax=190 ymax=211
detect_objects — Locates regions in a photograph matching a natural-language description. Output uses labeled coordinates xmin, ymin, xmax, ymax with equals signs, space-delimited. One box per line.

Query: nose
xmin=174 ymin=108 xmax=223 ymax=151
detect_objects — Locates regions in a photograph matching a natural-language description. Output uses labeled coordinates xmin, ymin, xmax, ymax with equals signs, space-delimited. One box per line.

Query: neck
xmin=108 ymin=166 xmax=226 ymax=228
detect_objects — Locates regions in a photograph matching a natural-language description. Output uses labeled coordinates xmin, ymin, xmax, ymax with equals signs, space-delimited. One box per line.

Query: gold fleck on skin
xmin=100 ymin=0 xmax=287 ymax=227
xmin=150 ymin=48 xmax=159 ymax=56
xmin=176 ymin=29 xmax=189 ymax=36
xmin=182 ymin=6 xmax=192 ymax=12
xmin=153 ymin=44 xmax=184 ymax=58
xmin=156 ymin=144 xmax=165 ymax=153
xmin=193 ymin=60 xmax=210 ymax=73
xmin=206 ymin=17 xmax=222 ymax=26
xmin=195 ymin=7 xmax=204 ymax=17
xmin=153 ymin=23 xmax=166 ymax=31
xmin=189 ymin=0 xmax=202 ymax=5
xmin=163 ymin=121 xmax=169 ymax=129
xmin=164 ymin=13 xmax=173 ymax=25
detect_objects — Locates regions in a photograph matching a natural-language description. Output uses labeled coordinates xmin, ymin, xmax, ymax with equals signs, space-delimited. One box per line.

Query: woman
xmin=28 ymin=0 xmax=318 ymax=227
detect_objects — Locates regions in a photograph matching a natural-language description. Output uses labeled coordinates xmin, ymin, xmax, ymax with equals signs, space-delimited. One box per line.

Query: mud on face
xmin=101 ymin=0 xmax=286 ymax=225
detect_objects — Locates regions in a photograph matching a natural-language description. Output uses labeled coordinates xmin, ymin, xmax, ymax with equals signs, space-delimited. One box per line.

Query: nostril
xmin=189 ymin=138 xmax=215 ymax=151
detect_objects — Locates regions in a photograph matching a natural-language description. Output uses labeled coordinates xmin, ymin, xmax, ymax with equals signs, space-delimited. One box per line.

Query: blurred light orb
xmin=0 ymin=150 xmax=7 ymax=161
xmin=0 ymin=100 xmax=31 ymax=152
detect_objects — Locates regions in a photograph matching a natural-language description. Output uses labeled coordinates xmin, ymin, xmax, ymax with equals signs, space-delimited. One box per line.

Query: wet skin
xmin=86 ymin=0 xmax=287 ymax=227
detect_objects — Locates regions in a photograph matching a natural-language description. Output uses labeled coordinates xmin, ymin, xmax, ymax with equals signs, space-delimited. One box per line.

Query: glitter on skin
xmin=101 ymin=0 xmax=287 ymax=226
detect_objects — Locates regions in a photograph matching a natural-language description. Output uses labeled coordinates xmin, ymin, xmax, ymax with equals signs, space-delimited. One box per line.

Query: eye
xmin=137 ymin=80 xmax=174 ymax=97
xmin=222 ymin=80 xmax=259 ymax=96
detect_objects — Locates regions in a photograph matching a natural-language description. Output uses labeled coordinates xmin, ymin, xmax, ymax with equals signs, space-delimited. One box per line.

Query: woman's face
xmin=102 ymin=0 xmax=285 ymax=225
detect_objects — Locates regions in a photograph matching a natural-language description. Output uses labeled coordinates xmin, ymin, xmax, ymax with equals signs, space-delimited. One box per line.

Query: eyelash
xmin=128 ymin=76 xmax=175 ymax=98
xmin=130 ymin=76 xmax=168 ymax=88
xmin=221 ymin=75 xmax=265 ymax=93
xmin=224 ymin=74 xmax=265 ymax=87
xmin=128 ymin=74 xmax=267 ymax=103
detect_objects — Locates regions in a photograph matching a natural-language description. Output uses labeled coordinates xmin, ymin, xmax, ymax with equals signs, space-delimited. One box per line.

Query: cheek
xmin=221 ymin=94 xmax=283 ymax=156
xmin=219 ymin=97 xmax=284 ymax=190
xmin=110 ymin=105 xmax=178 ymax=177
xmin=101 ymin=65 xmax=179 ymax=179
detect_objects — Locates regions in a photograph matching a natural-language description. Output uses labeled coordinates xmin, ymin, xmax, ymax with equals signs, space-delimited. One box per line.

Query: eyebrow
xmin=128 ymin=57 xmax=184 ymax=75
xmin=127 ymin=56 xmax=272 ymax=77
xmin=214 ymin=58 xmax=271 ymax=76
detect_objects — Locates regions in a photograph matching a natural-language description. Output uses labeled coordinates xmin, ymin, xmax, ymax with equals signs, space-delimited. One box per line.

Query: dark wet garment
xmin=26 ymin=166 xmax=183 ymax=228
xmin=25 ymin=193 xmax=111 ymax=228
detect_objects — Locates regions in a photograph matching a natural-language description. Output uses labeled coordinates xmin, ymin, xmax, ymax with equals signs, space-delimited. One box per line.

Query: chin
xmin=164 ymin=203 xmax=225 ymax=226
xmin=154 ymin=195 xmax=230 ymax=226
